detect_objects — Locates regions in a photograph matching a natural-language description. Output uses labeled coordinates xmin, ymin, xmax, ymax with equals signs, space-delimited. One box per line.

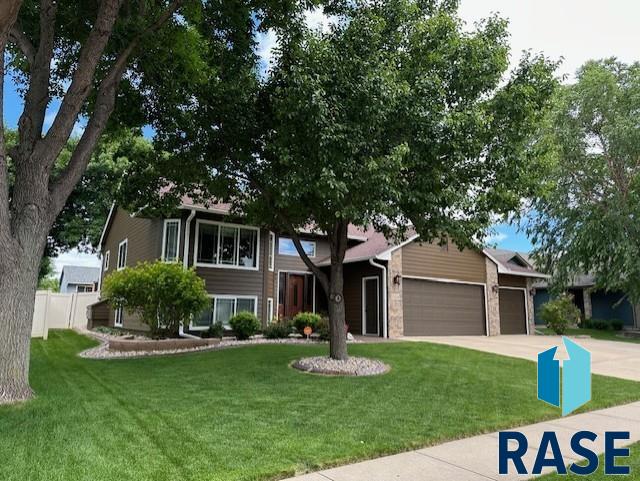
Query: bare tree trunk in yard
xmin=289 ymin=219 xmax=349 ymax=360
xmin=0 ymin=239 xmax=45 ymax=404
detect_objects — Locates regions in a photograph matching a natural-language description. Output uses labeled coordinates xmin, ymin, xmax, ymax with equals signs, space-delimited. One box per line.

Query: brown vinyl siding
xmin=401 ymin=240 xmax=486 ymax=284
xmin=343 ymin=262 xmax=384 ymax=335
xmin=186 ymin=211 xmax=267 ymax=324
xmin=498 ymin=274 xmax=527 ymax=288
xmin=100 ymin=207 xmax=165 ymax=330
xmin=275 ymin=234 xmax=331 ymax=272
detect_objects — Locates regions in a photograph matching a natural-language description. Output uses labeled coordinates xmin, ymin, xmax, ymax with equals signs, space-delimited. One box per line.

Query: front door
xmin=286 ymin=274 xmax=305 ymax=318
xmin=363 ymin=276 xmax=379 ymax=335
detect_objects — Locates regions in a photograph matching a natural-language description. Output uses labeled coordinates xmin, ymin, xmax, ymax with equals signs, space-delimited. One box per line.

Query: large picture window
xmin=162 ymin=219 xmax=181 ymax=262
xmin=278 ymin=237 xmax=316 ymax=257
xmin=192 ymin=295 xmax=258 ymax=330
xmin=195 ymin=220 xmax=259 ymax=269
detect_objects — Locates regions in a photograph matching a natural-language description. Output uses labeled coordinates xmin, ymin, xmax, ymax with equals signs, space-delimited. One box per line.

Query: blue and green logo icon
xmin=538 ymin=337 xmax=591 ymax=416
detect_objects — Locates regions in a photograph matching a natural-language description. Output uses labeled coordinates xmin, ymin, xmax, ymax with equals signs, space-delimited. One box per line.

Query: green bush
xmin=610 ymin=319 xmax=624 ymax=331
xmin=202 ymin=322 xmax=224 ymax=339
xmin=263 ymin=320 xmax=292 ymax=339
xmin=102 ymin=261 xmax=209 ymax=338
xmin=292 ymin=312 xmax=322 ymax=335
xmin=540 ymin=294 xmax=581 ymax=335
xmin=316 ymin=317 xmax=330 ymax=341
xmin=590 ymin=319 xmax=610 ymax=330
xmin=229 ymin=311 xmax=260 ymax=340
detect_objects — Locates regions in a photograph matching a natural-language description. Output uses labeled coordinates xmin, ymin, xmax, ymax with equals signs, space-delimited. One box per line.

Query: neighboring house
xmin=59 ymin=266 xmax=100 ymax=293
xmin=533 ymin=274 xmax=638 ymax=329
xmin=89 ymin=199 xmax=547 ymax=337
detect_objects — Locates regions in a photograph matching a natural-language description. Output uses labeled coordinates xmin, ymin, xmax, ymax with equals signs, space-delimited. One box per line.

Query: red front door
xmin=286 ymin=274 xmax=305 ymax=318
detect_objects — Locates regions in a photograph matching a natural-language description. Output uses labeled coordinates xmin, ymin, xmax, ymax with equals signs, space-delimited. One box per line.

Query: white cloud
xmin=305 ymin=7 xmax=336 ymax=33
xmin=485 ymin=232 xmax=508 ymax=245
xmin=53 ymin=249 xmax=101 ymax=275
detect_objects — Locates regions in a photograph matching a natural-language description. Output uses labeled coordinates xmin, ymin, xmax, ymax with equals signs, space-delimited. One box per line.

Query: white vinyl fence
xmin=32 ymin=291 xmax=100 ymax=339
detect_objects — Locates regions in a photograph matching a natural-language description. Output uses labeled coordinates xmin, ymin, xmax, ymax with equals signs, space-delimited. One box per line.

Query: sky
xmin=5 ymin=1 xmax=639 ymax=272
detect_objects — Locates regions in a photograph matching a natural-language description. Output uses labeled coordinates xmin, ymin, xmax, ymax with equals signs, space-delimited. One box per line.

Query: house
xmin=533 ymin=274 xmax=638 ymax=329
xmin=89 ymin=199 xmax=548 ymax=337
xmin=59 ymin=266 xmax=100 ymax=293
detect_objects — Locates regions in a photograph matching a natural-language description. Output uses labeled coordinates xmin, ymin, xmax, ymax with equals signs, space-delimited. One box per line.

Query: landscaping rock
xmin=292 ymin=356 xmax=390 ymax=376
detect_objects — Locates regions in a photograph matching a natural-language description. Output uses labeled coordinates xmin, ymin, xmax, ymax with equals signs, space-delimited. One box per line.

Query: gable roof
xmin=483 ymin=248 xmax=549 ymax=279
xmin=60 ymin=266 xmax=101 ymax=285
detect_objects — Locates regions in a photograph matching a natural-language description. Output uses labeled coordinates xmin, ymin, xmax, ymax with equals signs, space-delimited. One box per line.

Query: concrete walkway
xmin=281 ymin=401 xmax=640 ymax=481
xmin=404 ymin=335 xmax=640 ymax=382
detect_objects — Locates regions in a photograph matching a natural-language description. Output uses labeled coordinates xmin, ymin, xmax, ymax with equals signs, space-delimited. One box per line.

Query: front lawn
xmin=2 ymin=331 xmax=640 ymax=481
xmin=538 ymin=327 xmax=640 ymax=344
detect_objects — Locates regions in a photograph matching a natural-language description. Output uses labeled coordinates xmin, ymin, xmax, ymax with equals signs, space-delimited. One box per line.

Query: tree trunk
xmin=327 ymin=260 xmax=348 ymax=360
xmin=0 ymin=239 xmax=42 ymax=405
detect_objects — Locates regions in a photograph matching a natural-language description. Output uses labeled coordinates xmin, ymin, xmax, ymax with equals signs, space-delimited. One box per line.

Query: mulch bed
xmin=292 ymin=356 xmax=390 ymax=376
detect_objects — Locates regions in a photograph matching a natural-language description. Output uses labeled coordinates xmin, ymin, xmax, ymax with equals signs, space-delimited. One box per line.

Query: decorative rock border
xmin=76 ymin=328 xmax=360 ymax=360
xmin=292 ymin=356 xmax=390 ymax=376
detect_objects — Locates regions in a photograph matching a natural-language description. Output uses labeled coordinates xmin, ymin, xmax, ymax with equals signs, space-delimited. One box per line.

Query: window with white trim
xmin=114 ymin=307 xmax=123 ymax=327
xmin=76 ymin=285 xmax=94 ymax=293
xmin=268 ymin=232 xmax=275 ymax=271
xmin=195 ymin=220 xmax=259 ymax=269
xmin=192 ymin=296 xmax=257 ymax=329
xmin=162 ymin=219 xmax=181 ymax=262
xmin=117 ymin=239 xmax=128 ymax=270
xmin=103 ymin=250 xmax=110 ymax=271
xmin=267 ymin=297 xmax=274 ymax=324
xmin=278 ymin=237 xmax=316 ymax=257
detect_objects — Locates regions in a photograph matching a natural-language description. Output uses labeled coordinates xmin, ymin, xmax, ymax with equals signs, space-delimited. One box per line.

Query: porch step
xmin=621 ymin=330 xmax=640 ymax=339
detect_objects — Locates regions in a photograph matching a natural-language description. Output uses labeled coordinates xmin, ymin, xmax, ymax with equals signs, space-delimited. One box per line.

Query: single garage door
xmin=499 ymin=288 xmax=527 ymax=334
xmin=403 ymin=279 xmax=486 ymax=336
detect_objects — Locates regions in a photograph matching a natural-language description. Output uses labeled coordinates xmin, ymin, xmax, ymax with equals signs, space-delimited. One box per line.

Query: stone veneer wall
xmin=387 ymin=249 xmax=404 ymax=338
xmin=485 ymin=258 xmax=500 ymax=335
xmin=583 ymin=288 xmax=593 ymax=320
xmin=525 ymin=278 xmax=536 ymax=334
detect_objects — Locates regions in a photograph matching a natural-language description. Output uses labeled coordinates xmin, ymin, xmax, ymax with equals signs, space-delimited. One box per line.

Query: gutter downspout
xmin=369 ymin=258 xmax=388 ymax=338
xmin=180 ymin=209 xmax=199 ymax=339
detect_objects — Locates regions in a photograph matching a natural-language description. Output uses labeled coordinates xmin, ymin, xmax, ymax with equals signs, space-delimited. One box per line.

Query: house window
xmin=267 ymin=297 xmax=274 ymax=324
xmin=195 ymin=220 xmax=259 ymax=269
xmin=76 ymin=285 xmax=94 ymax=293
xmin=117 ymin=239 xmax=128 ymax=270
xmin=162 ymin=219 xmax=181 ymax=262
xmin=192 ymin=295 xmax=258 ymax=330
xmin=103 ymin=251 xmax=110 ymax=271
xmin=268 ymin=232 xmax=275 ymax=271
xmin=114 ymin=307 xmax=123 ymax=327
xmin=278 ymin=237 xmax=316 ymax=257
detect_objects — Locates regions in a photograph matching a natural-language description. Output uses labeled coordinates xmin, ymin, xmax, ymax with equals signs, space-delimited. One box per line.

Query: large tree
xmin=0 ymin=0 xmax=307 ymax=404
xmin=529 ymin=59 xmax=640 ymax=301
xmin=153 ymin=0 xmax=558 ymax=360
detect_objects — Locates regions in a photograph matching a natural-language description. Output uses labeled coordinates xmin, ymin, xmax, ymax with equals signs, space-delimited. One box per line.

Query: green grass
xmin=539 ymin=442 xmax=640 ymax=479
xmin=2 ymin=331 xmax=640 ymax=481
xmin=538 ymin=327 xmax=640 ymax=344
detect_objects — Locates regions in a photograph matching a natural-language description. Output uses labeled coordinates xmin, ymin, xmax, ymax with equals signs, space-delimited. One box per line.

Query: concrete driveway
xmin=403 ymin=335 xmax=640 ymax=382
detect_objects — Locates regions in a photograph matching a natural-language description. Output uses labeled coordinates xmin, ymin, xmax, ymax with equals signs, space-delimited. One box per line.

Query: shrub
xmin=263 ymin=320 xmax=292 ymax=339
xmin=202 ymin=322 xmax=224 ymax=339
xmin=590 ymin=319 xmax=611 ymax=330
xmin=316 ymin=317 xmax=330 ymax=341
xmin=610 ymin=319 xmax=624 ymax=331
xmin=102 ymin=261 xmax=209 ymax=338
xmin=292 ymin=312 xmax=322 ymax=335
xmin=229 ymin=311 xmax=260 ymax=340
xmin=540 ymin=294 xmax=581 ymax=335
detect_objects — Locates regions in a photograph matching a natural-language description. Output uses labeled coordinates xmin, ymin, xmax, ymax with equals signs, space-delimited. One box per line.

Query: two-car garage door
xmin=403 ymin=279 xmax=486 ymax=336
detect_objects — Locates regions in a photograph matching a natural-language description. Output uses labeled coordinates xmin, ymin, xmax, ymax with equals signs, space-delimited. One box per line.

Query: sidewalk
xmin=281 ymin=401 xmax=640 ymax=481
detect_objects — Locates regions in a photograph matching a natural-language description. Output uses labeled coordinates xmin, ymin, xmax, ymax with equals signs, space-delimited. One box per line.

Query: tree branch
xmin=0 ymin=41 xmax=10 ymax=239
xmin=48 ymin=0 xmax=182 ymax=217
xmin=15 ymin=0 xmax=56 ymax=158
xmin=31 ymin=0 xmax=123 ymax=168
xmin=8 ymin=24 xmax=35 ymax=65
xmin=0 ymin=0 xmax=23 ymax=46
